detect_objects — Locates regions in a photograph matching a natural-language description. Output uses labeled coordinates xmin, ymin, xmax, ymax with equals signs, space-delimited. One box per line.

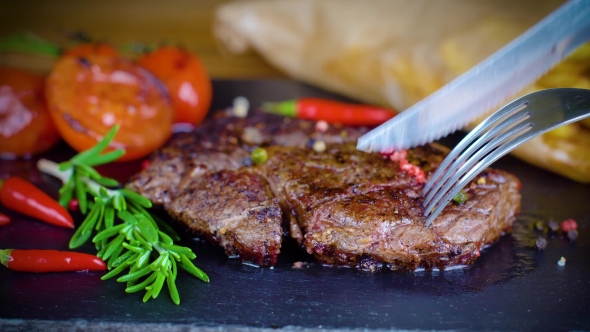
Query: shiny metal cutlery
xmin=357 ymin=0 xmax=590 ymax=152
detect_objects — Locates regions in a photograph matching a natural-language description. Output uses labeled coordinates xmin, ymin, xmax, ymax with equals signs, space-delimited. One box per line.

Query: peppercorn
xmin=535 ymin=237 xmax=547 ymax=250
xmin=560 ymin=218 xmax=578 ymax=232
xmin=452 ymin=190 xmax=470 ymax=204
xmin=251 ymin=147 xmax=268 ymax=165
xmin=141 ymin=159 xmax=151 ymax=170
xmin=232 ymin=96 xmax=250 ymax=118
xmin=312 ymin=140 xmax=326 ymax=153
xmin=315 ymin=120 xmax=329 ymax=133
xmin=242 ymin=156 xmax=253 ymax=167
xmin=567 ymin=229 xmax=579 ymax=241
xmin=548 ymin=220 xmax=560 ymax=232
xmin=68 ymin=198 xmax=79 ymax=212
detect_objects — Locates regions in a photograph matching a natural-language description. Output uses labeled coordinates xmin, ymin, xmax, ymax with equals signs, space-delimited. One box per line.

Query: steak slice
xmin=167 ymin=170 xmax=282 ymax=267
xmin=255 ymin=142 xmax=520 ymax=271
xmin=300 ymin=170 xmax=520 ymax=271
xmin=129 ymin=109 xmax=521 ymax=270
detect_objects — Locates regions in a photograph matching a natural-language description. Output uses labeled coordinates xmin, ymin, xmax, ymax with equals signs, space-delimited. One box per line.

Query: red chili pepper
xmin=0 ymin=213 xmax=10 ymax=226
xmin=0 ymin=177 xmax=74 ymax=229
xmin=261 ymin=98 xmax=396 ymax=126
xmin=0 ymin=249 xmax=106 ymax=272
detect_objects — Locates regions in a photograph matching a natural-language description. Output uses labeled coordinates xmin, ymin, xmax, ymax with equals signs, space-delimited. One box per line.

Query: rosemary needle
xmin=37 ymin=125 xmax=209 ymax=305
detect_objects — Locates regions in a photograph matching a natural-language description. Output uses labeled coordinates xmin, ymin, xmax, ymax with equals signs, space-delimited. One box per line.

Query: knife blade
xmin=357 ymin=0 xmax=590 ymax=153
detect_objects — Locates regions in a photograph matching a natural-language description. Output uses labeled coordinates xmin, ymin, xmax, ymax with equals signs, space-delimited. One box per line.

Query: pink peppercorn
xmin=560 ymin=218 xmax=578 ymax=232
xmin=68 ymin=198 xmax=79 ymax=212
xmin=315 ymin=120 xmax=329 ymax=133
xmin=141 ymin=159 xmax=151 ymax=170
xmin=389 ymin=150 xmax=407 ymax=162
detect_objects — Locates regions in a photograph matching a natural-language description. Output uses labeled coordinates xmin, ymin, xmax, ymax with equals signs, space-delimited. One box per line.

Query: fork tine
xmin=423 ymin=88 xmax=590 ymax=227
xmin=423 ymin=122 xmax=533 ymax=227
xmin=422 ymin=102 xmax=531 ymax=206
xmin=422 ymin=107 xmax=531 ymax=206
xmin=423 ymin=100 xmax=528 ymax=196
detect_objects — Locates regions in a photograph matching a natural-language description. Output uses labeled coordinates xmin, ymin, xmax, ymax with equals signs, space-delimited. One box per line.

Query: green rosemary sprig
xmin=37 ymin=125 xmax=208 ymax=305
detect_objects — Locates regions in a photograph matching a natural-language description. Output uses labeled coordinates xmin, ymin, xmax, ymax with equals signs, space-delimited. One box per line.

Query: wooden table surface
xmin=0 ymin=0 xmax=284 ymax=78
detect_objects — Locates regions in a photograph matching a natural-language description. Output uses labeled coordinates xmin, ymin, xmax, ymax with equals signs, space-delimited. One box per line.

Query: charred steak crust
xmin=128 ymin=109 xmax=366 ymax=267
xmin=128 ymin=110 xmax=521 ymax=270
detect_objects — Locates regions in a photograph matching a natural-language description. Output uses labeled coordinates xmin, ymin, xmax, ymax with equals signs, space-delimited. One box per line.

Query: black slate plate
xmin=1 ymin=80 xmax=589 ymax=331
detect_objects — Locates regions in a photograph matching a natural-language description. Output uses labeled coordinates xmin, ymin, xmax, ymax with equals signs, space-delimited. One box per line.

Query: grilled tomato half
xmin=138 ymin=46 xmax=212 ymax=126
xmin=0 ymin=67 xmax=60 ymax=158
xmin=45 ymin=54 xmax=174 ymax=161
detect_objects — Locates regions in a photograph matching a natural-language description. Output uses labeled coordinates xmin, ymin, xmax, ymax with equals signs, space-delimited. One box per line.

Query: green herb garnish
xmin=452 ymin=190 xmax=470 ymax=204
xmin=37 ymin=125 xmax=208 ymax=305
xmin=0 ymin=31 xmax=61 ymax=56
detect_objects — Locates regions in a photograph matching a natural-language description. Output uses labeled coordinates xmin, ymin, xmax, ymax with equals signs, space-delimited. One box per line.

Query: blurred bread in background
xmin=214 ymin=0 xmax=590 ymax=182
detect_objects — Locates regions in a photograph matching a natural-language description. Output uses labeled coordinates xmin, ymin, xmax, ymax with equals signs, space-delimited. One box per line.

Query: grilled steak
xmin=129 ymin=109 xmax=367 ymax=266
xmin=129 ymin=109 xmax=521 ymax=270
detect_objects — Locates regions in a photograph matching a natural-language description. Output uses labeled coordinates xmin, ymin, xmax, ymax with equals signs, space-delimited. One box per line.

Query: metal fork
xmin=422 ymin=88 xmax=590 ymax=227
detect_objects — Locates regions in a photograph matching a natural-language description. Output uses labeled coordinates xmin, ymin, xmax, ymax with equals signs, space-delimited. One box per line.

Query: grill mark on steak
xmin=128 ymin=109 xmax=521 ymax=270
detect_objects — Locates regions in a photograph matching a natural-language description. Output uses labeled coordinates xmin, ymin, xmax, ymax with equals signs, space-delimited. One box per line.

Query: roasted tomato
xmin=0 ymin=67 xmax=60 ymax=158
xmin=63 ymin=42 xmax=119 ymax=58
xmin=138 ymin=46 xmax=212 ymax=125
xmin=45 ymin=54 xmax=174 ymax=161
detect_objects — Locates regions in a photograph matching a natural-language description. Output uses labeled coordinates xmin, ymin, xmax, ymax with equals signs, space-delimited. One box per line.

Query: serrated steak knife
xmin=357 ymin=0 xmax=590 ymax=153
